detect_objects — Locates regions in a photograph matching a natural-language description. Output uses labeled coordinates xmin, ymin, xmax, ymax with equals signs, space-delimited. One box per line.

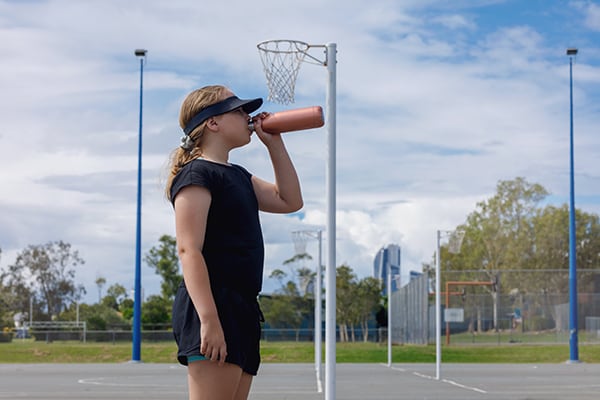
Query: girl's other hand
xmin=199 ymin=317 xmax=227 ymax=366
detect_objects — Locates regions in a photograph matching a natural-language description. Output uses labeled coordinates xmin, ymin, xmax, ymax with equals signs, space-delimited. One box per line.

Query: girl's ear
xmin=205 ymin=117 xmax=219 ymax=132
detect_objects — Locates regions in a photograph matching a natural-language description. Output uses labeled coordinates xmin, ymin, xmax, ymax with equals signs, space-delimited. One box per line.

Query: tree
xmin=442 ymin=177 xmax=600 ymax=332
xmin=263 ymin=248 xmax=321 ymax=338
xmin=59 ymin=302 xmax=129 ymax=331
xmin=101 ymin=283 xmax=128 ymax=311
xmin=269 ymin=269 xmax=287 ymax=288
xmin=120 ymin=298 xmax=134 ymax=321
xmin=336 ymin=264 xmax=357 ymax=342
xmin=5 ymin=241 xmax=85 ymax=320
xmin=261 ymin=292 xmax=304 ymax=330
xmin=356 ymin=277 xmax=383 ymax=342
xmin=456 ymin=178 xmax=548 ymax=330
xmin=262 ymin=269 xmax=311 ymax=338
xmin=529 ymin=205 xmax=569 ymax=291
xmin=572 ymin=208 xmax=600 ymax=288
xmin=335 ymin=265 xmax=383 ymax=342
xmin=283 ymin=253 xmax=314 ymax=296
xmin=528 ymin=205 xmax=600 ymax=324
xmin=144 ymin=235 xmax=182 ymax=301
xmin=0 ymin=247 xmax=16 ymax=328
xmin=142 ymin=295 xmax=171 ymax=330
xmin=0 ymin=271 xmax=17 ymax=329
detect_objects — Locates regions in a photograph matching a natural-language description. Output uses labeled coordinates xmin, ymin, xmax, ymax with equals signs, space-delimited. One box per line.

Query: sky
xmin=1 ymin=0 xmax=599 ymax=305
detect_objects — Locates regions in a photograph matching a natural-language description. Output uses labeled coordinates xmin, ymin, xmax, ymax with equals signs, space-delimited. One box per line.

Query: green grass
xmin=0 ymin=339 xmax=179 ymax=363
xmin=2 ymin=339 xmax=599 ymax=363
xmin=448 ymin=330 xmax=584 ymax=345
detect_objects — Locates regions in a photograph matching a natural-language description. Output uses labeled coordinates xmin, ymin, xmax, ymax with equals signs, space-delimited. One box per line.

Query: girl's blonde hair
xmin=164 ymin=85 xmax=228 ymax=201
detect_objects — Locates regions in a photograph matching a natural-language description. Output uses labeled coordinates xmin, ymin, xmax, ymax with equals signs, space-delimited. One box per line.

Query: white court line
xmin=78 ymin=377 xmax=176 ymax=388
xmin=386 ymin=365 xmax=487 ymax=394
xmin=316 ymin=373 xmax=323 ymax=393
xmin=380 ymin=363 xmax=406 ymax=372
xmin=249 ymin=390 xmax=323 ymax=395
xmin=440 ymin=378 xmax=487 ymax=394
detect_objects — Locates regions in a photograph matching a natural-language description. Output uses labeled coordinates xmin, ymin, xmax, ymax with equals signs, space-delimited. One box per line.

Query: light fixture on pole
xmin=132 ymin=48 xmax=147 ymax=363
xmin=566 ymin=47 xmax=579 ymax=363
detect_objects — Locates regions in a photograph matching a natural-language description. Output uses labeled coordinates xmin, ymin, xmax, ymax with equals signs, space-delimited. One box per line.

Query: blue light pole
xmin=132 ymin=48 xmax=147 ymax=362
xmin=566 ymin=47 xmax=579 ymax=363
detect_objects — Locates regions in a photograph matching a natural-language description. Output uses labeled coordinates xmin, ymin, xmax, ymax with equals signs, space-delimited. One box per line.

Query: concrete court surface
xmin=0 ymin=362 xmax=599 ymax=399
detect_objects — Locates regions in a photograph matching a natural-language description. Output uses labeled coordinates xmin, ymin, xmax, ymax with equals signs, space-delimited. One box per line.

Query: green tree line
xmin=432 ymin=177 xmax=600 ymax=332
xmin=1 ymin=177 xmax=599 ymax=335
xmin=261 ymin=254 xmax=383 ymax=342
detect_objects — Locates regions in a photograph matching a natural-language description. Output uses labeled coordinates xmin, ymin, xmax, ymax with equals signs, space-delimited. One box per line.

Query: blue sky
xmin=0 ymin=0 xmax=599 ymax=304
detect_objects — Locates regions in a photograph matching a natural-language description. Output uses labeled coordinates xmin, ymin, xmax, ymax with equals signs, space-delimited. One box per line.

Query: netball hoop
xmin=291 ymin=230 xmax=310 ymax=255
xmin=257 ymin=40 xmax=325 ymax=105
xmin=257 ymin=39 xmax=337 ymax=400
xmin=447 ymin=230 xmax=465 ymax=254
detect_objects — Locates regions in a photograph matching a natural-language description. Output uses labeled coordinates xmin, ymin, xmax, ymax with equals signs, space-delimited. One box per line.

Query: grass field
xmin=1 ymin=339 xmax=599 ymax=364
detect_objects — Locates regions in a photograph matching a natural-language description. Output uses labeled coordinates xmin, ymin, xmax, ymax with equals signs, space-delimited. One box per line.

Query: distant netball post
xmin=258 ymin=40 xmax=337 ymax=400
xmin=292 ymin=229 xmax=323 ymax=392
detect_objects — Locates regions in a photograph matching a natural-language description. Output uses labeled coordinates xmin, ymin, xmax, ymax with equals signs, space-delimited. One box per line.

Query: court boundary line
xmin=78 ymin=377 xmax=177 ymax=388
xmin=384 ymin=364 xmax=487 ymax=394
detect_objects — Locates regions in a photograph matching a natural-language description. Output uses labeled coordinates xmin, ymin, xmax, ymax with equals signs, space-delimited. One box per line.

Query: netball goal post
xmin=258 ymin=40 xmax=337 ymax=400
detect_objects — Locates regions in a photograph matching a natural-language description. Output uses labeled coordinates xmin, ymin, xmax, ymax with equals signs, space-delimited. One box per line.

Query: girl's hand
xmin=252 ymin=112 xmax=283 ymax=147
xmin=199 ymin=317 xmax=227 ymax=365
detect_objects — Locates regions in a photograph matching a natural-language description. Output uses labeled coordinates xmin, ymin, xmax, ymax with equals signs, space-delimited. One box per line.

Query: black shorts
xmin=172 ymin=283 xmax=263 ymax=375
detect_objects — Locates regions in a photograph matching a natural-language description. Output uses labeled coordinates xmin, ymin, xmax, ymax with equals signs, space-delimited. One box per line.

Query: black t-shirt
xmin=170 ymin=158 xmax=264 ymax=297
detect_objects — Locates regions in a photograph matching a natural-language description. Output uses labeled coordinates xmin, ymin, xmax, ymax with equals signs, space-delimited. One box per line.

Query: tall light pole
xmin=132 ymin=48 xmax=147 ymax=363
xmin=566 ymin=47 xmax=579 ymax=363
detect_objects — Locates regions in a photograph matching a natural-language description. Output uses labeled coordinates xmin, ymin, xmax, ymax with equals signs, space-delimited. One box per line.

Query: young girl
xmin=165 ymin=85 xmax=303 ymax=400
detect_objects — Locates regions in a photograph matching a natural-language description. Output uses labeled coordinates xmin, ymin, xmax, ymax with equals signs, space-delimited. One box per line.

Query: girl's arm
xmin=174 ymin=185 xmax=227 ymax=364
xmin=251 ymin=116 xmax=304 ymax=213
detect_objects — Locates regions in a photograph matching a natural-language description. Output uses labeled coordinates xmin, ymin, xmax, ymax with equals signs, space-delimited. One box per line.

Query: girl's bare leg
xmin=187 ymin=361 xmax=247 ymax=400
xmin=233 ymin=372 xmax=253 ymax=400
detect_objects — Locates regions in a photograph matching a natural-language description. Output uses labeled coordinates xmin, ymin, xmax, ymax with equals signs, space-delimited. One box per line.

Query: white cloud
xmin=431 ymin=14 xmax=477 ymax=31
xmin=0 ymin=0 xmax=599 ymax=304
xmin=582 ymin=1 xmax=600 ymax=31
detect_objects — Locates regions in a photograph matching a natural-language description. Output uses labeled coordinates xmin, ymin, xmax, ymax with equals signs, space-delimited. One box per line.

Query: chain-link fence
xmin=389 ymin=270 xmax=600 ymax=345
xmin=390 ymin=273 xmax=429 ymax=344
xmin=6 ymin=269 xmax=598 ymax=346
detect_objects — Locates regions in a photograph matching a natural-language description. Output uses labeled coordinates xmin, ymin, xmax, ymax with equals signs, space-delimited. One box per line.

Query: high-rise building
xmin=373 ymin=244 xmax=401 ymax=296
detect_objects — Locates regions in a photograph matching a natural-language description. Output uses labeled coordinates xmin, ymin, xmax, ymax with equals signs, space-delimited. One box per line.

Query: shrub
xmin=0 ymin=332 xmax=13 ymax=343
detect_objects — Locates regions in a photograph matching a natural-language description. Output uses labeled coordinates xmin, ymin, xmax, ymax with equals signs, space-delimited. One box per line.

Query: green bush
xmin=526 ymin=316 xmax=555 ymax=331
xmin=0 ymin=332 xmax=13 ymax=343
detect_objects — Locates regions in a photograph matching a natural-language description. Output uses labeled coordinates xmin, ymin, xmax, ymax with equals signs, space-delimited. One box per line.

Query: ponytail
xmin=164 ymin=85 xmax=227 ymax=201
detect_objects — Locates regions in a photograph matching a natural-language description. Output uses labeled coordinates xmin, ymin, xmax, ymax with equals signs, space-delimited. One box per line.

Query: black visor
xmin=183 ymin=96 xmax=263 ymax=135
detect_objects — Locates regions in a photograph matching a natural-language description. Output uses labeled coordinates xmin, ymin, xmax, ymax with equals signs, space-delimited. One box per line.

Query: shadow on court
xmin=0 ymin=362 xmax=598 ymax=399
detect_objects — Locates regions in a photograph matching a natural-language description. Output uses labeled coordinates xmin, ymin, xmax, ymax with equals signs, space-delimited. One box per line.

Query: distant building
xmin=373 ymin=244 xmax=401 ymax=296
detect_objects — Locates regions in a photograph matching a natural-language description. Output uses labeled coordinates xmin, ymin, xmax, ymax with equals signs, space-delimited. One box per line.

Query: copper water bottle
xmin=249 ymin=106 xmax=324 ymax=133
